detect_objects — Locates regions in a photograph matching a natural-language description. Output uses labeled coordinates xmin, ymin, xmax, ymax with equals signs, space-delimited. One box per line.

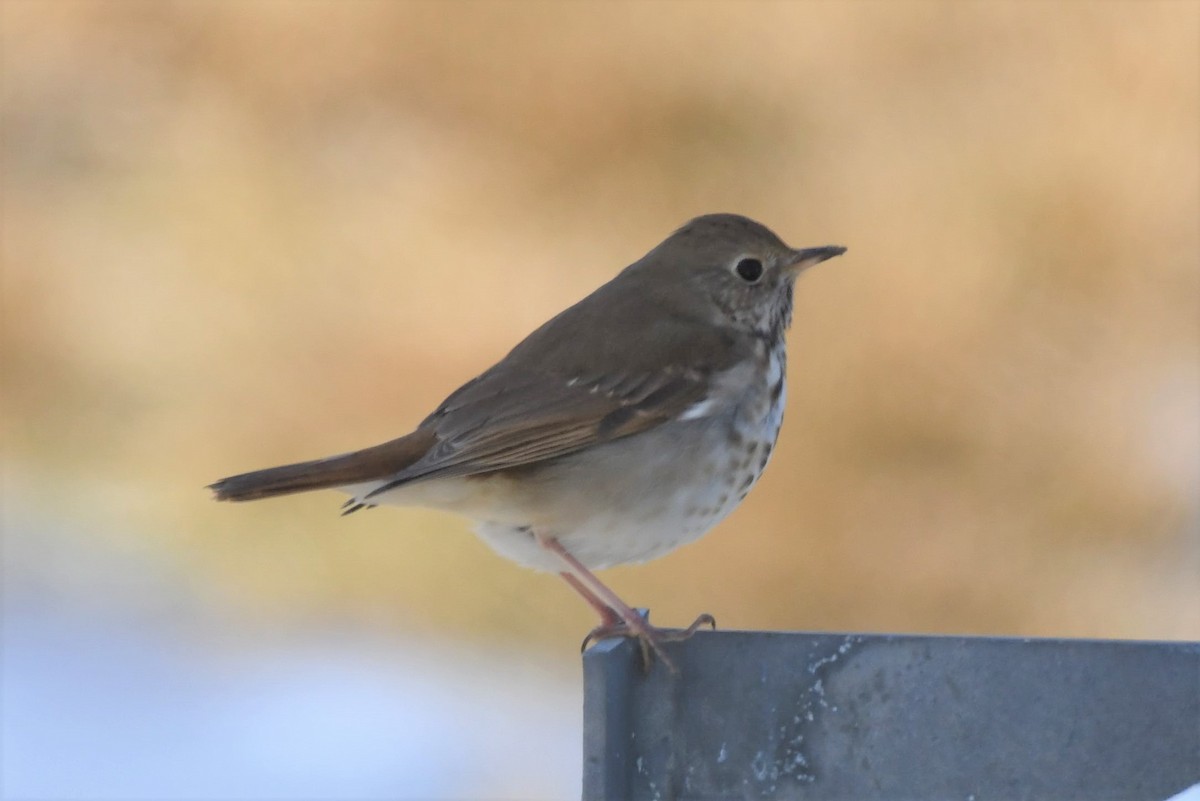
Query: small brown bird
xmin=210 ymin=213 xmax=844 ymax=670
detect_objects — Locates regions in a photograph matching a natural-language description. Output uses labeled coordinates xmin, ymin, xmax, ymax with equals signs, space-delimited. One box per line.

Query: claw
xmin=681 ymin=612 xmax=717 ymax=636
xmin=579 ymin=610 xmax=717 ymax=674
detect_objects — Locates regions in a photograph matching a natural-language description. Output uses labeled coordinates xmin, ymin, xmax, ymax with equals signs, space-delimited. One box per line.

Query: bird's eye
xmin=734 ymin=257 xmax=764 ymax=283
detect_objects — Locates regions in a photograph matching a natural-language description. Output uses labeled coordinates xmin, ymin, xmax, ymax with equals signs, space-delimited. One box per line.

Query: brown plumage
xmin=208 ymin=213 xmax=846 ymax=671
xmin=210 ymin=216 xmax=779 ymax=506
xmin=208 ymin=429 xmax=436 ymax=501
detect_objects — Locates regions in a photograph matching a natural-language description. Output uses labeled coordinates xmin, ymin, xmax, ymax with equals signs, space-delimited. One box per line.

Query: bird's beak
xmin=786 ymin=245 xmax=847 ymax=275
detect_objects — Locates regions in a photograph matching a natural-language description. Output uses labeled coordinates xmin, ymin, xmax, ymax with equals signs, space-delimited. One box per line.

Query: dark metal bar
xmin=582 ymin=630 xmax=1200 ymax=800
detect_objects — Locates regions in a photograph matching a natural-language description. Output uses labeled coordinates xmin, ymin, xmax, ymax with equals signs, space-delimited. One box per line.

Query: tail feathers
xmin=209 ymin=429 xmax=435 ymax=502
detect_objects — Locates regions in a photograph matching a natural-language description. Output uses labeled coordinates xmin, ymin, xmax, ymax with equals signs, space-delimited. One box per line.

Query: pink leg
xmin=560 ymin=573 xmax=621 ymax=628
xmin=539 ymin=534 xmax=715 ymax=672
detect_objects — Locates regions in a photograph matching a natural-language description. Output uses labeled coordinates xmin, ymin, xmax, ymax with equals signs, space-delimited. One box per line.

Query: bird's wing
xmin=363 ymin=364 xmax=709 ymax=498
xmin=364 ymin=260 xmax=754 ymax=499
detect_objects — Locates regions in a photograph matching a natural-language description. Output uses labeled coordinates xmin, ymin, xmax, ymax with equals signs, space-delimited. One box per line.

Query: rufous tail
xmin=208 ymin=429 xmax=435 ymax=502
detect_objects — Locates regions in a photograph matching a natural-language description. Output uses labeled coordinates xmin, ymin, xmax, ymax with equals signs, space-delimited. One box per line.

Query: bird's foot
xmin=581 ymin=609 xmax=717 ymax=674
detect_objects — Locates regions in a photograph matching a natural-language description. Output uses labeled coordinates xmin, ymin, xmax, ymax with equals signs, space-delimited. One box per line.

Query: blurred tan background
xmin=6 ymin=0 xmax=1199 ymax=643
xmin=2 ymin=4 xmax=1198 ymax=788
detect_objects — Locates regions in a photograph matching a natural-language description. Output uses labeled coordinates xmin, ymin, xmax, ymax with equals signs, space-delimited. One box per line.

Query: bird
xmin=209 ymin=213 xmax=845 ymax=671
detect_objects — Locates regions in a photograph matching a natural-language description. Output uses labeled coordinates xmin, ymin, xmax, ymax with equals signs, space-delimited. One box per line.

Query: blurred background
xmin=3 ymin=1 xmax=1197 ymax=797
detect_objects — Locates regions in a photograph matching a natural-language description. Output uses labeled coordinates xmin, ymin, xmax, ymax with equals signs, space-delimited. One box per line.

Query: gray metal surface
xmin=582 ymin=630 xmax=1200 ymax=800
